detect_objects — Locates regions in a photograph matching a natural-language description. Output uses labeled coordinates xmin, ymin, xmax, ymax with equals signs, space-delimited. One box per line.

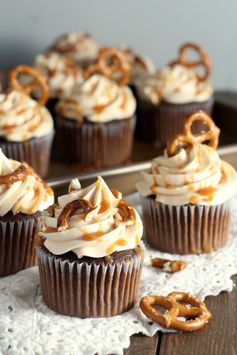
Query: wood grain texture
xmin=159 ymin=275 xmax=237 ymax=355
xmin=124 ymin=334 xmax=159 ymax=355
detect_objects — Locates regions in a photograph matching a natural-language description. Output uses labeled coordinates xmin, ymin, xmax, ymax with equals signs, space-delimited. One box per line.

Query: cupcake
xmin=54 ymin=48 xmax=136 ymax=168
xmin=121 ymin=47 xmax=156 ymax=90
xmin=135 ymin=42 xmax=214 ymax=145
xmin=34 ymin=51 xmax=83 ymax=117
xmin=50 ymin=32 xmax=99 ymax=68
xmin=0 ymin=65 xmax=54 ymax=177
xmin=136 ymin=111 xmax=237 ymax=254
xmin=37 ymin=176 xmax=144 ymax=318
xmin=0 ymin=149 xmax=54 ymax=277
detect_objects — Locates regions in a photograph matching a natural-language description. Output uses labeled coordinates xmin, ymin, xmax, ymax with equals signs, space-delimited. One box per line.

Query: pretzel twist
xmin=57 ymin=199 xmax=93 ymax=230
xmin=151 ymin=258 xmax=187 ymax=273
xmin=8 ymin=65 xmax=49 ymax=106
xmin=167 ymin=111 xmax=220 ymax=157
xmin=84 ymin=47 xmax=130 ymax=86
xmin=169 ymin=42 xmax=211 ymax=81
xmin=140 ymin=291 xmax=211 ymax=332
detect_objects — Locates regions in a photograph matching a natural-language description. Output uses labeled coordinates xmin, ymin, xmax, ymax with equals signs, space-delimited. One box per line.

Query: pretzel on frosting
xmin=140 ymin=291 xmax=211 ymax=332
xmin=8 ymin=65 xmax=49 ymax=106
xmin=151 ymin=258 xmax=187 ymax=273
xmin=167 ymin=111 xmax=220 ymax=157
xmin=57 ymin=199 xmax=93 ymax=230
xmin=83 ymin=47 xmax=130 ymax=86
xmin=169 ymin=42 xmax=211 ymax=81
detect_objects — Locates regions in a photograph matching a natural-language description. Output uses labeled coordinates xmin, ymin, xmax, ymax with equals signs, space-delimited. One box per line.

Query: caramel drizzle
xmin=0 ymin=162 xmax=29 ymax=186
xmin=106 ymin=239 xmax=128 ymax=255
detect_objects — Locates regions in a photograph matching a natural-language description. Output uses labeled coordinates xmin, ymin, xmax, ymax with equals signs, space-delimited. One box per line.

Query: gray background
xmin=0 ymin=0 xmax=236 ymax=89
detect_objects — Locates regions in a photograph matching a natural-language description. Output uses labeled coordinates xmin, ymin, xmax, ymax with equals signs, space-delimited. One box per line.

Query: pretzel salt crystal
xmin=140 ymin=291 xmax=211 ymax=332
xmin=169 ymin=42 xmax=211 ymax=81
xmin=84 ymin=47 xmax=130 ymax=86
xmin=151 ymin=258 xmax=187 ymax=273
xmin=8 ymin=65 xmax=49 ymax=106
xmin=57 ymin=199 xmax=92 ymax=230
xmin=167 ymin=111 xmax=220 ymax=157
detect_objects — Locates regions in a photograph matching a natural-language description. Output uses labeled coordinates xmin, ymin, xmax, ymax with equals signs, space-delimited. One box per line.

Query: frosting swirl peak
xmin=136 ymin=144 xmax=237 ymax=206
xmin=56 ymin=74 xmax=136 ymax=122
xmin=40 ymin=176 xmax=143 ymax=258
xmin=0 ymin=149 xmax=54 ymax=216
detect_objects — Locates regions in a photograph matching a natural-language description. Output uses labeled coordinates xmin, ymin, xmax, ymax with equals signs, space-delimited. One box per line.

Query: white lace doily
xmin=1 ymin=193 xmax=237 ymax=355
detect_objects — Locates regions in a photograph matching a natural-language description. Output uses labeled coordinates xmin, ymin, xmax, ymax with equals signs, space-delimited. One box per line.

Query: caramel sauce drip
xmin=196 ymin=186 xmax=216 ymax=201
xmin=111 ymin=189 xmax=120 ymax=198
xmin=82 ymin=231 xmax=104 ymax=241
xmin=0 ymin=163 xmax=29 ymax=186
xmin=150 ymin=184 xmax=158 ymax=195
xmin=219 ymin=170 xmax=227 ymax=185
xmin=106 ymin=239 xmax=128 ymax=255
xmin=190 ymin=195 xmax=199 ymax=204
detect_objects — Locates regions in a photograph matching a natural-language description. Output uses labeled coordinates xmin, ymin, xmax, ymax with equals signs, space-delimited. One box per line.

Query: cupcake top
xmin=40 ymin=176 xmax=143 ymax=258
xmin=136 ymin=112 xmax=237 ymax=206
xmin=136 ymin=42 xmax=213 ymax=105
xmin=51 ymin=32 xmax=99 ymax=64
xmin=0 ymin=90 xmax=53 ymax=142
xmin=34 ymin=52 xmax=83 ymax=98
xmin=0 ymin=149 xmax=54 ymax=216
xmin=56 ymin=74 xmax=136 ymax=122
xmin=0 ymin=65 xmax=54 ymax=142
xmin=121 ymin=47 xmax=156 ymax=83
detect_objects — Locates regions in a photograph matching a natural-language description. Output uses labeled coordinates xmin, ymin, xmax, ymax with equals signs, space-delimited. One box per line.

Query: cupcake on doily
xmin=50 ymin=32 xmax=99 ymax=68
xmin=0 ymin=65 xmax=54 ymax=177
xmin=0 ymin=149 xmax=54 ymax=277
xmin=135 ymin=42 xmax=214 ymax=144
xmin=34 ymin=51 xmax=83 ymax=117
xmin=136 ymin=111 xmax=237 ymax=254
xmin=54 ymin=47 xmax=136 ymax=168
xmin=37 ymin=176 xmax=144 ymax=318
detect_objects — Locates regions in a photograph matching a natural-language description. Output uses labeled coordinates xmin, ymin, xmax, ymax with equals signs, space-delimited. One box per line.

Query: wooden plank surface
xmin=124 ymin=334 xmax=159 ymax=355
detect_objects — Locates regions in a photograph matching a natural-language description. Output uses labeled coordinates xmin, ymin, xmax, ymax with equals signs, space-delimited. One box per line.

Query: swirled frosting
xmin=136 ymin=144 xmax=237 ymax=206
xmin=34 ymin=52 xmax=83 ymax=98
xmin=121 ymin=47 xmax=156 ymax=83
xmin=40 ymin=176 xmax=143 ymax=258
xmin=136 ymin=64 xmax=213 ymax=105
xmin=51 ymin=32 xmax=99 ymax=64
xmin=56 ymin=74 xmax=136 ymax=122
xmin=0 ymin=149 xmax=54 ymax=216
xmin=0 ymin=90 xmax=54 ymax=142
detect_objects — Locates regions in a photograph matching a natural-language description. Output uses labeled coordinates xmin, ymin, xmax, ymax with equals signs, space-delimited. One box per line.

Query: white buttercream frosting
xmin=40 ymin=176 xmax=143 ymax=258
xmin=0 ymin=90 xmax=54 ymax=142
xmin=136 ymin=64 xmax=213 ymax=105
xmin=34 ymin=52 xmax=83 ymax=98
xmin=56 ymin=74 xmax=136 ymax=123
xmin=136 ymin=144 xmax=237 ymax=206
xmin=52 ymin=32 xmax=99 ymax=64
xmin=0 ymin=149 xmax=54 ymax=216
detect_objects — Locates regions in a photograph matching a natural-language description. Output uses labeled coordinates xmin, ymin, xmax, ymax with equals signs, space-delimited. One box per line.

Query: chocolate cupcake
xmin=50 ymin=32 xmax=99 ymax=68
xmin=37 ymin=176 xmax=144 ymax=318
xmin=54 ymin=48 xmax=136 ymax=168
xmin=34 ymin=51 xmax=83 ymax=117
xmin=0 ymin=65 xmax=54 ymax=177
xmin=136 ymin=111 xmax=237 ymax=254
xmin=0 ymin=149 xmax=54 ymax=277
xmin=135 ymin=43 xmax=214 ymax=145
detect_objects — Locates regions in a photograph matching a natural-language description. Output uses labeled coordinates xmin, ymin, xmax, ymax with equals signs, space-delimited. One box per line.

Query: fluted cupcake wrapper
xmin=37 ymin=246 xmax=144 ymax=318
xmin=135 ymin=96 xmax=214 ymax=145
xmin=0 ymin=212 xmax=41 ymax=277
xmin=141 ymin=196 xmax=231 ymax=254
xmin=53 ymin=116 xmax=136 ymax=168
xmin=0 ymin=132 xmax=54 ymax=178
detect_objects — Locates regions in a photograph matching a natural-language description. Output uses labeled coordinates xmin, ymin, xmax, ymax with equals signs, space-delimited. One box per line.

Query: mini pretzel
xmin=140 ymin=291 xmax=211 ymax=332
xmin=0 ymin=162 xmax=29 ymax=186
xmin=151 ymin=258 xmax=187 ymax=273
xmin=169 ymin=42 xmax=211 ymax=81
xmin=167 ymin=111 xmax=220 ymax=157
xmin=57 ymin=199 xmax=93 ymax=230
xmin=84 ymin=47 xmax=130 ymax=86
xmin=8 ymin=65 xmax=49 ymax=106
